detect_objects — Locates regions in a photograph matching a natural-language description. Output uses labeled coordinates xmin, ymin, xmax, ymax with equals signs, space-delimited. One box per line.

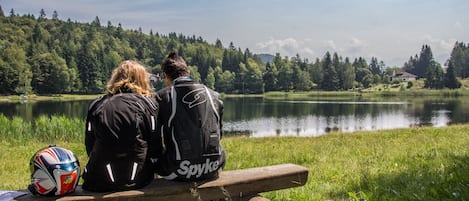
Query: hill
xmin=255 ymin=53 xmax=275 ymax=63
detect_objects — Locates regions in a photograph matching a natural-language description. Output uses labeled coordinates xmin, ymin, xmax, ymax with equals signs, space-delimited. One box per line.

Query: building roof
xmin=393 ymin=71 xmax=417 ymax=78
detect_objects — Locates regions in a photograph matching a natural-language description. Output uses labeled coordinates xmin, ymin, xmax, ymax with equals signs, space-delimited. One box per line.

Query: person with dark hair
xmin=154 ymin=51 xmax=225 ymax=181
xmin=82 ymin=60 xmax=160 ymax=192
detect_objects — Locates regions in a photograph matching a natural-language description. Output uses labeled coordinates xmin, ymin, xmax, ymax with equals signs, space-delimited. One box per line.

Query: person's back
xmin=154 ymin=52 xmax=225 ymax=181
xmin=82 ymin=61 xmax=160 ymax=192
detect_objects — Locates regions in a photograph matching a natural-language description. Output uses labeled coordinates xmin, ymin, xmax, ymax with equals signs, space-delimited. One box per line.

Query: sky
xmin=2 ymin=0 xmax=469 ymax=67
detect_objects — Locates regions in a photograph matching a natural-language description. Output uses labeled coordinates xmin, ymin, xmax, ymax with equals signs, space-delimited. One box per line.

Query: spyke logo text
xmin=177 ymin=159 xmax=220 ymax=179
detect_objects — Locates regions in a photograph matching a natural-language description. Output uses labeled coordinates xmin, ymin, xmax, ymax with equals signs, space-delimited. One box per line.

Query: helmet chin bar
xmin=53 ymin=168 xmax=80 ymax=195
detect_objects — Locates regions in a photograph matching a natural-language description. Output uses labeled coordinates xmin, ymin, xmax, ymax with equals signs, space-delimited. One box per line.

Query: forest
xmin=1 ymin=5 xmax=469 ymax=95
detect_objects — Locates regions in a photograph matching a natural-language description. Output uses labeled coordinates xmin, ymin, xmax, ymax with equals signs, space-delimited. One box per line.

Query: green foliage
xmin=205 ymin=67 xmax=215 ymax=89
xmin=407 ymin=81 xmax=414 ymax=89
xmin=424 ymin=61 xmax=445 ymax=89
xmin=445 ymin=61 xmax=462 ymax=89
xmin=1 ymin=8 xmax=468 ymax=95
xmin=1 ymin=11 xmax=270 ymax=95
xmin=31 ymin=52 xmax=71 ymax=93
xmin=448 ymin=42 xmax=469 ymax=78
xmin=0 ymin=42 xmax=31 ymax=95
xmin=321 ymin=52 xmax=339 ymax=91
xmin=263 ymin=62 xmax=278 ymax=92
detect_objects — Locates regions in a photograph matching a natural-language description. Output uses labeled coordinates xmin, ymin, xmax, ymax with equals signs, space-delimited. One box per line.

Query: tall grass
xmin=34 ymin=115 xmax=83 ymax=141
xmin=1 ymin=115 xmax=468 ymax=200
xmin=0 ymin=114 xmax=83 ymax=143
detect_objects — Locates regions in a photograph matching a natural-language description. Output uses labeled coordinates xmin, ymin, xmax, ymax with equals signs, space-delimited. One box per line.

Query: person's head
xmin=106 ymin=60 xmax=152 ymax=96
xmin=161 ymin=51 xmax=190 ymax=84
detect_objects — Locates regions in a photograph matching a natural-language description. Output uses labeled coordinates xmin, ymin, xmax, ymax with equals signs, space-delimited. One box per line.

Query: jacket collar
xmin=172 ymin=76 xmax=193 ymax=85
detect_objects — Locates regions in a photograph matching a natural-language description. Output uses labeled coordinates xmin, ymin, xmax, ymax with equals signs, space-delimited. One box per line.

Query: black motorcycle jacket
xmin=82 ymin=93 xmax=160 ymax=192
xmin=154 ymin=77 xmax=225 ymax=181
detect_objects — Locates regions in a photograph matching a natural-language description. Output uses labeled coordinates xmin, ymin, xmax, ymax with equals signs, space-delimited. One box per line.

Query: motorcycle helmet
xmin=28 ymin=145 xmax=80 ymax=196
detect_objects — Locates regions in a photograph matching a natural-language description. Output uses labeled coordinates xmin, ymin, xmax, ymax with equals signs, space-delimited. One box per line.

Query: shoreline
xmin=2 ymin=88 xmax=467 ymax=102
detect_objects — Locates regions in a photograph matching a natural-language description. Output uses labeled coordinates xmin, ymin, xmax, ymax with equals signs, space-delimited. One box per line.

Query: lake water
xmin=1 ymin=97 xmax=468 ymax=137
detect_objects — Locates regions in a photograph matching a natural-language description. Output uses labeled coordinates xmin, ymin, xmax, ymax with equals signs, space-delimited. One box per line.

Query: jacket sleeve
xmin=153 ymin=91 xmax=169 ymax=159
xmin=216 ymin=94 xmax=224 ymax=139
xmin=84 ymin=96 xmax=104 ymax=156
xmin=84 ymin=106 xmax=95 ymax=156
xmin=145 ymin=96 xmax=163 ymax=164
xmin=85 ymin=117 xmax=94 ymax=156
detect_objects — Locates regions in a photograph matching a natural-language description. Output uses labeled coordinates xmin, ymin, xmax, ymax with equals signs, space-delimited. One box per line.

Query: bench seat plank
xmin=15 ymin=163 xmax=308 ymax=201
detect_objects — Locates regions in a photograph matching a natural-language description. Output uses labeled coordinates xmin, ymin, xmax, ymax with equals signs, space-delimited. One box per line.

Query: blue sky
xmin=2 ymin=0 xmax=468 ymax=66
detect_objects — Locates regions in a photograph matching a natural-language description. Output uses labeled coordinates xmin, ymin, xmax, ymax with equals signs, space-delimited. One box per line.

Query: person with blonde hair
xmin=82 ymin=60 xmax=160 ymax=192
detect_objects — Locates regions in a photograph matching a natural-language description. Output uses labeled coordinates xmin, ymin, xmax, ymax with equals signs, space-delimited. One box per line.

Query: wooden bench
xmin=15 ymin=163 xmax=308 ymax=201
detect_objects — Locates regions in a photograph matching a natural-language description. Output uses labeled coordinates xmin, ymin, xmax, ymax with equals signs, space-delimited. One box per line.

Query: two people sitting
xmin=82 ymin=51 xmax=225 ymax=192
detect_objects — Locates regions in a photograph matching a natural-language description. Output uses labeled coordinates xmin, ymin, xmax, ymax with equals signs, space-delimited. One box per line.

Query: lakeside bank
xmin=1 ymin=87 xmax=469 ymax=103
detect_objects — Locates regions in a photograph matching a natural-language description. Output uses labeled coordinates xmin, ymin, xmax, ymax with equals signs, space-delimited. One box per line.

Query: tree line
xmin=0 ymin=5 xmax=467 ymax=95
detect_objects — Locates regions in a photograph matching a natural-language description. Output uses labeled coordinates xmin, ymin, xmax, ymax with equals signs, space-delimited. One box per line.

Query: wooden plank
xmin=14 ymin=163 xmax=308 ymax=201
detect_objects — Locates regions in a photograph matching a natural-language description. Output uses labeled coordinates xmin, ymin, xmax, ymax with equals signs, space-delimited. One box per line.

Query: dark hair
xmin=161 ymin=51 xmax=189 ymax=81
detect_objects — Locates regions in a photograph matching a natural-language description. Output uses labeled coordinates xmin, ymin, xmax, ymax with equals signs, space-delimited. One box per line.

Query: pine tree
xmin=417 ymin=45 xmax=434 ymax=78
xmin=9 ymin=8 xmax=15 ymax=17
xmin=263 ymin=62 xmax=278 ymax=92
xmin=52 ymin=10 xmax=58 ymax=20
xmin=332 ymin=53 xmax=344 ymax=90
xmin=321 ymin=52 xmax=339 ymax=91
xmin=274 ymin=54 xmax=292 ymax=91
xmin=448 ymin=42 xmax=468 ymax=78
xmin=309 ymin=58 xmax=322 ymax=86
xmin=445 ymin=61 xmax=461 ymax=89
xmin=39 ymin=8 xmax=46 ymax=20
xmin=369 ymin=57 xmax=382 ymax=75
xmin=215 ymin=39 xmax=223 ymax=49
xmin=342 ymin=57 xmax=355 ymax=90
xmin=0 ymin=5 xmax=5 ymax=17
xmin=424 ymin=62 xmax=444 ymax=89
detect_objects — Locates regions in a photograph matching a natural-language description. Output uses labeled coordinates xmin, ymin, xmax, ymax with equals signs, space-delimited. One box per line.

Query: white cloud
xmin=255 ymin=37 xmax=371 ymax=61
xmin=255 ymin=37 xmax=316 ymax=59
xmin=343 ymin=37 xmax=369 ymax=58
xmin=322 ymin=40 xmax=338 ymax=51
xmin=347 ymin=37 xmax=367 ymax=50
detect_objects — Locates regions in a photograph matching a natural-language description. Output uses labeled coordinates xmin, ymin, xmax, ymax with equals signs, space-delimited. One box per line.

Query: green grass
xmin=262 ymin=89 xmax=469 ymax=101
xmin=224 ymin=127 xmax=469 ymax=201
xmin=0 ymin=115 xmax=468 ymax=200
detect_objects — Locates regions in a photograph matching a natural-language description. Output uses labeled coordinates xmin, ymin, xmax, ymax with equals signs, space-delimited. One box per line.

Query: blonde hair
xmin=106 ymin=60 xmax=152 ymax=96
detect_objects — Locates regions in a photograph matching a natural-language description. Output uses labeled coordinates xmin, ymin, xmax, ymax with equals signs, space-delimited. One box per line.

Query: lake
xmin=1 ymin=97 xmax=468 ymax=137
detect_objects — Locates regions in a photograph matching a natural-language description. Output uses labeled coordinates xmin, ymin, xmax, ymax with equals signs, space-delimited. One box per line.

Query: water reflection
xmin=222 ymin=97 xmax=462 ymax=137
xmin=0 ymin=100 xmax=91 ymax=122
xmin=0 ymin=97 xmax=467 ymax=137
xmin=224 ymin=111 xmax=427 ymax=137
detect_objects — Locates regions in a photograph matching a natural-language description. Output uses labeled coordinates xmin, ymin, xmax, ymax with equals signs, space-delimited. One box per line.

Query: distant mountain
xmin=256 ymin=53 xmax=275 ymax=63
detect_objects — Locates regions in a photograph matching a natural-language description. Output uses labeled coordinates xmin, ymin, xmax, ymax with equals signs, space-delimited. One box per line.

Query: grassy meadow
xmin=0 ymin=115 xmax=468 ymax=200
